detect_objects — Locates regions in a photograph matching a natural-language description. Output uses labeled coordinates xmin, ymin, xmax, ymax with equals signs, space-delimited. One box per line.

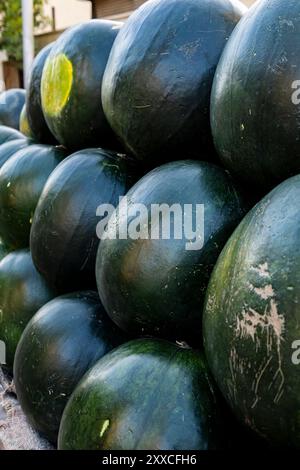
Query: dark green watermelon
xmin=0 ymin=125 xmax=24 ymax=144
xmin=19 ymin=104 xmax=34 ymax=139
xmin=14 ymin=291 xmax=127 ymax=443
xmin=102 ymin=0 xmax=246 ymax=166
xmin=211 ymin=0 xmax=300 ymax=193
xmin=0 ymin=249 xmax=55 ymax=370
xmin=58 ymin=338 xmax=224 ymax=450
xmin=96 ymin=160 xmax=246 ymax=345
xmin=0 ymin=138 xmax=30 ymax=168
xmin=41 ymin=20 xmax=123 ymax=150
xmin=30 ymin=148 xmax=138 ymax=293
xmin=26 ymin=43 xmax=57 ymax=144
xmin=0 ymin=144 xmax=67 ymax=249
xmin=0 ymin=89 xmax=26 ymax=129
xmin=203 ymin=174 xmax=300 ymax=448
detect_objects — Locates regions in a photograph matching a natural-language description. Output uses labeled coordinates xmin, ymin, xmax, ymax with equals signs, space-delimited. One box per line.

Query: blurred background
xmin=0 ymin=0 xmax=256 ymax=90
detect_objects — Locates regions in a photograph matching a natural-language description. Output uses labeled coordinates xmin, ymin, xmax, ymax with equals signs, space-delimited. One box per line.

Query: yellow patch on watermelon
xmin=42 ymin=53 xmax=73 ymax=117
xmin=19 ymin=105 xmax=33 ymax=138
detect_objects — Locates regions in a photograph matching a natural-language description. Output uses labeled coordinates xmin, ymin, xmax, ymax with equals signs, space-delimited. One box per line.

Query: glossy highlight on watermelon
xmin=211 ymin=0 xmax=300 ymax=193
xmin=0 ymin=125 xmax=24 ymax=145
xmin=0 ymin=138 xmax=29 ymax=169
xmin=0 ymin=144 xmax=67 ymax=249
xmin=96 ymin=160 xmax=246 ymax=345
xmin=203 ymin=174 xmax=300 ymax=447
xmin=0 ymin=249 xmax=55 ymax=370
xmin=41 ymin=20 xmax=123 ymax=150
xmin=30 ymin=148 xmax=138 ymax=292
xmin=0 ymin=89 xmax=26 ymax=130
xmin=14 ymin=291 xmax=127 ymax=443
xmin=102 ymin=0 xmax=246 ymax=166
xmin=58 ymin=338 xmax=224 ymax=450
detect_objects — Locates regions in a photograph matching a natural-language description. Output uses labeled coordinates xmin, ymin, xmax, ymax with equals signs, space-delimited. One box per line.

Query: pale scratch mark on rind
xmin=250 ymin=262 xmax=269 ymax=277
xmin=249 ymin=283 xmax=275 ymax=300
xmin=228 ymin=347 xmax=250 ymax=404
xmin=235 ymin=263 xmax=285 ymax=406
xmin=132 ymin=105 xmax=151 ymax=109
xmin=228 ymin=347 xmax=238 ymax=404
xmin=251 ymin=356 xmax=272 ymax=409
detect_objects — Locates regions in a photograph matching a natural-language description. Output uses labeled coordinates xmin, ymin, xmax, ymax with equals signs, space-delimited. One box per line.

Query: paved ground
xmin=0 ymin=368 xmax=53 ymax=450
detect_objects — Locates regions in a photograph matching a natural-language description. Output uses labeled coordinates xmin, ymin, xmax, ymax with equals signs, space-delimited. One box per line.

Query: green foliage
xmin=0 ymin=0 xmax=49 ymax=65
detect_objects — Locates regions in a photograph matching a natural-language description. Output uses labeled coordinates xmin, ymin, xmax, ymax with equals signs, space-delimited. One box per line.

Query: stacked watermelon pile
xmin=0 ymin=0 xmax=299 ymax=450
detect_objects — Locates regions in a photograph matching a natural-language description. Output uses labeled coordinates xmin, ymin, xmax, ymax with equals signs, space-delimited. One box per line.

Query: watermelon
xmin=30 ymin=148 xmax=138 ymax=292
xmin=19 ymin=104 xmax=34 ymax=139
xmin=102 ymin=0 xmax=246 ymax=166
xmin=211 ymin=0 xmax=300 ymax=193
xmin=14 ymin=291 xmax=127 ymax=443
xmin=26 ymin=43 xmax=57 ymax=144
xmin=0 ymin=138 xmax=29 ymax=169
xmin=0 ymin=89 xmax=26 ymax=130
xmin=58 ymin=338 xmax=224 ymax=450
xmin=203 ymin=174 xmax=300 ymax=447
xmin=96 ymin=160 xmax=246 ymax=345
xmin=0 ymin=249 xmax=55 ymax=370
xmin=0 ymin=144 xmax=67 ymax=249
xmin=0 ymin=125 xmax=24 ymax=144
xmin=41 ymin=20 xmax=123 ymax=150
